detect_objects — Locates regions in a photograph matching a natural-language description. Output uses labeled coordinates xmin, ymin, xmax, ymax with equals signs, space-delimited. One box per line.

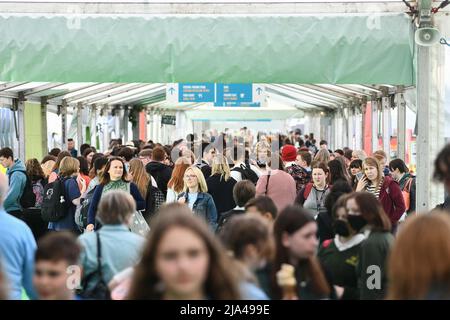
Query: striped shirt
xmin=366 ymin=178 xmax=383 ymax=199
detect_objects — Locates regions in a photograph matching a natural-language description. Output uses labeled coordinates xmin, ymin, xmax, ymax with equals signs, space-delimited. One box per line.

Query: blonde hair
xmin=352 ymin=150 xmax=367 ymax=161
xmin=211 ymin=155 xmax=231 ymax=182
xmin=129 ymin=158 xmax=150 ymax=198
xmin=184 ymin=166 xmax=208 ymax=193
xmin=314 ymin=148 xmax=330 ymax=164
xmin=59 ymin=157 xmax=80 ymax=177
xmin=255 ymin=141 xmax=270 ymax=154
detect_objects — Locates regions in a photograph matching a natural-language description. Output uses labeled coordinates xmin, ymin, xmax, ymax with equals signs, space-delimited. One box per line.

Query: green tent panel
xmin=0 ymin=13 xmax=414 ymax=85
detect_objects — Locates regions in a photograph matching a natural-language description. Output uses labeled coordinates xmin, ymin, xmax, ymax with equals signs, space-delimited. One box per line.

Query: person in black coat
xmin=206 ymin=155 xmax=237 ymax=217
xmin=145 ymin=146 xmax=173 ymax=197
xmin=318 ymin=180 xmax=353 ymax=244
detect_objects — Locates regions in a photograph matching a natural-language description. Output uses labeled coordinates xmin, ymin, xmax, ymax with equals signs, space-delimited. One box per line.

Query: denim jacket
xmin=178 ymin=192 xmax=218 ymax=231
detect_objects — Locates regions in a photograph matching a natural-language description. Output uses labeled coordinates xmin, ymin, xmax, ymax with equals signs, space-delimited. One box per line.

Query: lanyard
xmin=315 ymin=186 xmax=327 ymax=212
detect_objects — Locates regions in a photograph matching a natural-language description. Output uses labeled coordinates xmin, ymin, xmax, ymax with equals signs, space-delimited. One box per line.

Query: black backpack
xmin=231 ymin=163 xmax=259 ymax=184
xmin=216 ymin=210 xmax=244 ymax=235
xmin=144 ymin=182 xmax=165 ymax=222
xmin=75 ymin=186 xmax=96 ymax=230
xmin=41 ymin=177 xmax=70 ymax=222
xmin=11 ymin=170 xmax=36 ymax=209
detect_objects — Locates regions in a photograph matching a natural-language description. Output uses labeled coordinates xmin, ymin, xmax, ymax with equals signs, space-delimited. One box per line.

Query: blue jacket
xmin=178 ymin=192 xmax=218 ymax=231
xmin=5 ymin=159 xmax=27 ymax=212
xmin=70 ymin=149 xmax=78 ymax=158
xmin=0 ymin=208 xmax=37 ymax=300
xmin=87 ymin=182 xmax=146 ymax=226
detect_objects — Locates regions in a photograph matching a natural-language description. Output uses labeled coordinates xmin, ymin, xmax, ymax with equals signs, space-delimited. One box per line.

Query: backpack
xmin=32 ymin=179 xmax=45 ymax=208
xmin=303 ymin=183 xmax=314 ymax=200
xmin=41 ymin=177 xmax=70 ymax=222
xmin=286 ymin=165 xmax=311 ymax=193
xmin=144 ymin=183 xmax=165 ymax=221
xmin=301 ymin=183 xmax=330 ymax=205
xmin=231 ymin=163 xmax=259 ymax=184
xmin=216 ymin=210 xmax=244 ymax=235
xmin=75 ymin=186 xmax=96 ymax=230
xmin=401 ymin=177 xmax=414 ymax=212
xmin=11 ymin=170 xmax=36 ymax=209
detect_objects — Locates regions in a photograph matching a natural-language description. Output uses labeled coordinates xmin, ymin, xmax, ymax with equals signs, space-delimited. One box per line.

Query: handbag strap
xmin=404 ymin=177 xmax=413 ymax=192
xmin=265 ymin=171 xmax=271 ymax=195
xmin=80 ymin=231 xmax=106 ymax=289
xmin=96 ymin=232 xmax=105 ymax=282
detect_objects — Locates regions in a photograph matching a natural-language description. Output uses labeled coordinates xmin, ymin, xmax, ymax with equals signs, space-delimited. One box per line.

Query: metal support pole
xmin=91 ymin=104 xmax=97 ymax=149
xmin=360 ymin=103 xmax=366 ymax=151
xmin=61 ymin=100 xmax=67 ymax=150
xmin=17 ymin=95 xmax=26 ymax=161
xmin=41 ymin=97 xmax=48 ymax=155
xmin=372 ymin=99 xmax=379 ymax=152
xmin=396 ymin=90 xmax=406 ymax=161
xmin=382 ymin=96 xmax=391 ymax=159
xmin=99 ymin=106 xmax=108 ymax=152
xmin=347 ymin=107 xmax=354 ymax=150
xmin=132 ymin=107 xmax=140 ymax=141
xmin=342 ymin=107 xmax=349 ymax=148
xmin=76 ymin=102 xmax=83 ymax=149
xmin=123 ymin=106 xmax=129 ymax=143
xmin=416 ymin=45 xmax=431 ymax=212
xmin=148 ymin=109 xmax=153 ymax=142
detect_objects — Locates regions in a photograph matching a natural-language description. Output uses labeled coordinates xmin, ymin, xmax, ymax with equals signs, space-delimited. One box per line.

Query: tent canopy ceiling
xmin=0 ymin=12 xmax=414 ymax=84
xmin=0 ymin=81 xmax=403 ymax=115
xmin=0 ymin=2 xmax=416 ymax=116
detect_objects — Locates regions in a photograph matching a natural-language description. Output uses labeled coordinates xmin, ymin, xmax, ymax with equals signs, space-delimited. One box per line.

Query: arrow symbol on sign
xmin=168 ymin=87 xmax=175 ymax=95
xmin=256 ymin=87 xmax=263 ymax=95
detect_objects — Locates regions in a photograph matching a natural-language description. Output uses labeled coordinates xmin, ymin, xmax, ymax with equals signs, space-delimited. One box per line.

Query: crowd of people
xmin=0 ymin=128 xmax=449 ymax=300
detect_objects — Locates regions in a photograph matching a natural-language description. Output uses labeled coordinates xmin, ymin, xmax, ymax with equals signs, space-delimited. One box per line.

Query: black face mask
xmin=347 ymin=215 xmax=367 ymax=232
xmin=333 ymin=220 xmax=351 ymax=237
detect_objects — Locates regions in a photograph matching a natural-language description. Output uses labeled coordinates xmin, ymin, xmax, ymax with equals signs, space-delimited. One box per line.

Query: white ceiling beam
xmin=0 ymin=2 xmax=414 ymax=15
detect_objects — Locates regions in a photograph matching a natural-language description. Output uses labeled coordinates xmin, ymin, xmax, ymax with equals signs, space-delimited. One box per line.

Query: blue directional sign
xmin=178 ymin=83 xmax=215 ymax=103
xmin=166 ymin=83 xmax=264 ymax=106
xmin=215 ymin=84 xmax=254 ymax=107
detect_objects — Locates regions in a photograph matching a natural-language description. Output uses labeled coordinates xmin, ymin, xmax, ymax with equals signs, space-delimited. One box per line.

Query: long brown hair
xmin=349 ymin=192 xmax=391 ymax=232
xmin=388 ymin=213 xmax=450 ymax=299
xmin=127 ymin=203 xmax=241 ymax=300
xmin=272 ymin=205 xmax=331 ymax=299
xmin=129 ymin=158 xmax=150 ymax=198
xmin=167 ymin=157 xmax=190 ymax=193
xmin=100 ymin=157 xmax=128 ymax=185
xmin=311 ymin=160 xmax=330 ymax=185
xmin=51 ymin=151 xmax=71 ymax=171
xmin=25 ymin=158 xmax=45 ymax=181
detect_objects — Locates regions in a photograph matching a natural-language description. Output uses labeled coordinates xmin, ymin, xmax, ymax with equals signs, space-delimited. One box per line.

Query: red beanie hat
xmin=282 ymin=145 xmax=297 ymax=162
